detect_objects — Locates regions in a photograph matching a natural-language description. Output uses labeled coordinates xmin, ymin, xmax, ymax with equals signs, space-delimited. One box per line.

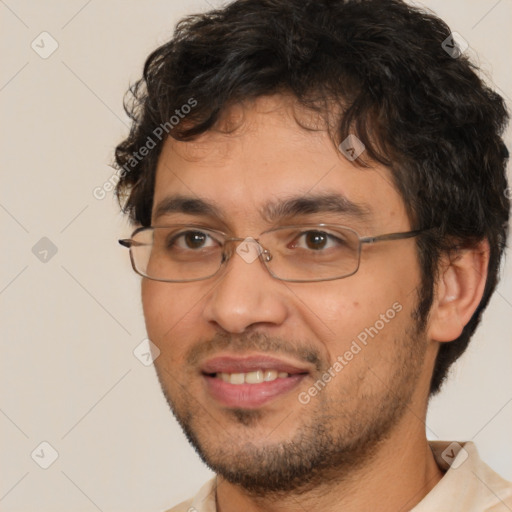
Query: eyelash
xmin=165 ymin=228 xmax=345 ymax=252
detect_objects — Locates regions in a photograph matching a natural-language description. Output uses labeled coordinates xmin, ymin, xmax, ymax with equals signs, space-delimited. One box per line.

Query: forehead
xmin=152 ymin=95 xmax=408 ymax=231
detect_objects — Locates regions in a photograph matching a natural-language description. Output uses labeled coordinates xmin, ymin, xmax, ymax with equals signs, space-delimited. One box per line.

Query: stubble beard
xmin=154 ymin=321 xmax=427 ymax=497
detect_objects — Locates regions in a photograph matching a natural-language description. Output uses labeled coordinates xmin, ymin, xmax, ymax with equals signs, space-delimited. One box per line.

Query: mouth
xmin=214 ymin=369 xmax=291 ymax=384
xmin=200 ymin=355 xmax=310 ymax=409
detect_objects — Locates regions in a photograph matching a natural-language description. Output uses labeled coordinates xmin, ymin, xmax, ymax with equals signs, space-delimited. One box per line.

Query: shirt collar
xmin=183 ymin=441 xmax=512 ymax=512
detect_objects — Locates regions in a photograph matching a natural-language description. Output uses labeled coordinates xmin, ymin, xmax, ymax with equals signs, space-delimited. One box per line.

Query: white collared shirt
xmin=165 ymin=441 xmax=512 ymax=511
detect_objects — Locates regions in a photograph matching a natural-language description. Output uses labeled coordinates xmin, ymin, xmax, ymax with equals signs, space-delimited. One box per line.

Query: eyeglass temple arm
xmin=118 ymin=239 xmax=148 ymax=248
xmin=360 ymin=228 xmax=430 ymax=244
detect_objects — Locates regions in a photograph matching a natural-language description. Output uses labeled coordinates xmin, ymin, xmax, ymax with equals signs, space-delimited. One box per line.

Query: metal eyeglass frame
xmin=118 ymin=223 xmax=434 ymax=283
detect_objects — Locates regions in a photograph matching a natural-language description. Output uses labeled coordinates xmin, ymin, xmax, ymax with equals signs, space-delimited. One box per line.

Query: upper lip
xmin=200 ymin=354 xmax=311 ymax=375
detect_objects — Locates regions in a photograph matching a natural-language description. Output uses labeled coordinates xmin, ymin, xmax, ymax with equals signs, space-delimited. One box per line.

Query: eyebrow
xmin=153 ymin=193 xmax=372 ymax=225
xmin=261 ymin=193 xmax=372 ymax=223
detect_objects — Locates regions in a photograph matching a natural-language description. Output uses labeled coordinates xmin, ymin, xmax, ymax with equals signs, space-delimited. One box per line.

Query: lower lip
xmin=203 ymin=374 xmax=306 ymax=408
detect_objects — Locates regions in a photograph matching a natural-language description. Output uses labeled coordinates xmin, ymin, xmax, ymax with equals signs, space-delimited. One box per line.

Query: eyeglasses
xmin=119 ymin=223 xmax=431 ymax=283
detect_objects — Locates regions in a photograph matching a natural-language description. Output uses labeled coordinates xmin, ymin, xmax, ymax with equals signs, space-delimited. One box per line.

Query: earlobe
xmin=427 ymin=240 xmax=490 ymax=343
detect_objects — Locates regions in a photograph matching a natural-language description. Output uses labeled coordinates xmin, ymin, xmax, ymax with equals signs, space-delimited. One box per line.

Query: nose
xmin=202 ymin=239 xmax=288 ymax=333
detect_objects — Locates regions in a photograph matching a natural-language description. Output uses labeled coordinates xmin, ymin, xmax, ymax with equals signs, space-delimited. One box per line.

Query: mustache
xmin=186 ymin=331 xmax=323 ymax=372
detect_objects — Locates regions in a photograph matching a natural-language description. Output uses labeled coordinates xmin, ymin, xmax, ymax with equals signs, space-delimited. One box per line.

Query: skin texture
xmin=141 ymin=95 xmax=489 ymax=512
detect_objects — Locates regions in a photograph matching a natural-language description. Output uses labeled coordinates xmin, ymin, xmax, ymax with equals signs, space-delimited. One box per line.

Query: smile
xmin=214 ymin=370 xmax=289 ymax=384
xmin=200 ymin=355 xmax=310 ymax=408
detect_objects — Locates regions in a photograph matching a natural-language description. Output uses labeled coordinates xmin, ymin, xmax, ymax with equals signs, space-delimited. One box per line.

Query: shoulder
xmin=424 ymin=441 xmax=512 ymax=512
xmin=486 ymin=492 xmax=512 ymax=511
xmin=479 ymin=462 xmax=512 ymax=511
xmin=163 ymin=498 xmax=195 ymax=512
xmin=463 ymin=442 xmax=512 ymax=511
xmin=162 ymin=478 xmax=217 ymax=512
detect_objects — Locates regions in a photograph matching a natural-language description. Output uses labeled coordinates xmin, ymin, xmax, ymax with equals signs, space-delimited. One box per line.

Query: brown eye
xmin=166 ymin=230 xmax=217 ymax=250
xmin=183 ymin=231 xmax=208 ymax=249
xmin=304 ymin=231 xmax=328 ymax=250
xmin=289 ymin=230 xmax=347 ymax=252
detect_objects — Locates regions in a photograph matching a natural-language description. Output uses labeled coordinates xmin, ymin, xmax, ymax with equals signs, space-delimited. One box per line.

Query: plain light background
xmin=1 ymin=1 xmax=511 ymax=511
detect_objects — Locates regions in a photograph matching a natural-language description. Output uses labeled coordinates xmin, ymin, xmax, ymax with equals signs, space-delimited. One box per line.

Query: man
xmin=115 ymin=0 xmax=511 ymax=510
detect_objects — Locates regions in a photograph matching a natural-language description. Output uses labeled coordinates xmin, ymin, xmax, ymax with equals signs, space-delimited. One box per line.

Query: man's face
xmin=142 ymin=95 xmax=436 ymax=493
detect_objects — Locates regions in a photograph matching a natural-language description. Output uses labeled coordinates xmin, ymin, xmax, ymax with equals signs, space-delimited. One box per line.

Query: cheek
xmin=291 ymin=267 xmax=416 ymax=366
xmin=141 ymin=281 xmax=204 ymax=360
xmin=141 ymin=280 xmax=170 ymax=336
xmin=290 ymin=280 xmax=394 ymax=335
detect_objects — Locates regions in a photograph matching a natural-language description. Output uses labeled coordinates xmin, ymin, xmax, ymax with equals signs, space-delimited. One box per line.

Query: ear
xmin=427 ymin=240 xmax=490 ymax=342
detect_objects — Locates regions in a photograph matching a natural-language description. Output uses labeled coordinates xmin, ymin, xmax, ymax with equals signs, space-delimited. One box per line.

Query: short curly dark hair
xmin=114 ymin=0 xmax=510 ymax=395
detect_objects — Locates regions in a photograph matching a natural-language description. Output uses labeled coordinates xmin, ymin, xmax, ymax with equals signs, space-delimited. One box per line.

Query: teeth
xmin=230 ymin=373 xmax=245 ymax=385
xmin=217 ymin=369 xmax=290 ymax=385
xmin=245 ymin=370 xmax=264 ymax=384
xmin=263 ymin=370 xmax=278 ymax=381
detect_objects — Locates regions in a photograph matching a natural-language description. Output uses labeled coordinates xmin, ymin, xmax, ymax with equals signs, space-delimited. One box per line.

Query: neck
xmin=215 ymin=420 xmax=444 ymax=512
